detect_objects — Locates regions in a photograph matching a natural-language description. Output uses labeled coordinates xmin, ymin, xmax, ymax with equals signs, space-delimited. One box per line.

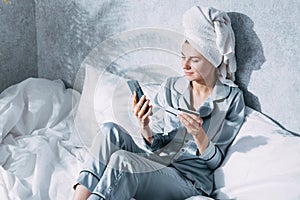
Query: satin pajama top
xmin=144 ymin=76 xmax=245 ymax=195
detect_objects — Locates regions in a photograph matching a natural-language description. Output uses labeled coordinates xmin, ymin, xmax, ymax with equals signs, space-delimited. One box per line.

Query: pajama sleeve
xmin=143 ymin=79 xmax=178 ymax=151
xmin=198 ymin=90 xmax=245 ymax=170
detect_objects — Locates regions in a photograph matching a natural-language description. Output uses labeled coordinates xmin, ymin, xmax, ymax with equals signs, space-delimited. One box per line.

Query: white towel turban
xmin=182 ymin=6 xmax=237 ymax=87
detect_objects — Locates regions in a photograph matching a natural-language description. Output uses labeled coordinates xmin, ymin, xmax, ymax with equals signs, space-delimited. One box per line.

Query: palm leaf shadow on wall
xmin=229 ymin=12 xmax=266 ymax=112
xmin=60 ymin=0 xmax=129 ymax=89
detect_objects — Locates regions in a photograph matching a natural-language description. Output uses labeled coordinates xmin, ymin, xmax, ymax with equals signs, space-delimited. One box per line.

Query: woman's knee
xmin=107 ymin=150 xmax=137 ymax=172
xmin=107 ymin=150 xmax=156 ymax=173
xmin=88 ymin=122 xmax=125 ymax=162
xmin=99 ymin=122 xmax=119 ymax=134
xmin=99 ymin=122 xmax=131 ymax=145
xmin=100 ymin=122 xmax=122 ymax=137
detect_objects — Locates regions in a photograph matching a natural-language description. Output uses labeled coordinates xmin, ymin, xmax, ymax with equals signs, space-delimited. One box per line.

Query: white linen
xmin=212 ymin=107 xmax=300 ymax=200
xmin=0 ymin=78 xmax=84 ymax=200
xmin=75 ymin=64 xmax=164 ymax=149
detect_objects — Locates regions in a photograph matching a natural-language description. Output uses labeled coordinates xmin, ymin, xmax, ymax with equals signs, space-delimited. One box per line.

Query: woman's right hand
xmin=132 ymin=91 xmax=152 ymax=129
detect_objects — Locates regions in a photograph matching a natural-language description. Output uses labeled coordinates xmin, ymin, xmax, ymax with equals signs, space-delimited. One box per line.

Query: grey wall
xmin=201 ymin=0 xmax=300 ymax=133
xmin=1 ymin=0 xmax=299 ymax=132
xmin=0 ymin=0 xmax=37 ymax=92
xmin=36 ymin=0 xmax=300 ymax=133
xmin=35 ymin=0 xmax=129 ymax=88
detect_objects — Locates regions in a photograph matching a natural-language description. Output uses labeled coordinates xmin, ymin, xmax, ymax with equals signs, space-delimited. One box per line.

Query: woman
xmin=73 ymin=5 xmax=245 ymax=200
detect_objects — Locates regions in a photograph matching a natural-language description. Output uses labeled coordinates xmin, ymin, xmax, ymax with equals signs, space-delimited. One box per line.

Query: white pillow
xmin=213 ymin=107 xmax=300 ymax=200
xmin=74 ymin=65 xmax=161 ymax=147
xmin=73 ymin=29 xmax=186 ymax=147
xmin=94 ymin=69 xmax=161 ymax=147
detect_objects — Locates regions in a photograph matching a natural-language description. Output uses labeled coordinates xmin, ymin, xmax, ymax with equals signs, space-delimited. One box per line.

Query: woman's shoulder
xmin=229 ymin=85 xmax=243 ymax=95
xmin=230 ymin=85 xmax=244 ymax=99
xmin=211 ymin=79 xmax=243 ymax=102
xmin=225 ymin=85 xmax=245 ymax=108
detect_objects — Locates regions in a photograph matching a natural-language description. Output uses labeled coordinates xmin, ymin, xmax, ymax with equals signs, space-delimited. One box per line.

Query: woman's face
xmin=181 ymin=41 xmax=216 ymax=84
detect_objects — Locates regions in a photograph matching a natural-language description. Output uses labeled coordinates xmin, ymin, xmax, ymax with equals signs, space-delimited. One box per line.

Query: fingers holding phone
xmin=127 ymin=80 xmax=154 ymax=142
xmin=127 ymin=80 xmax=152 ymax=128
xmin=132 ymin=92 xmax=152 ymax=128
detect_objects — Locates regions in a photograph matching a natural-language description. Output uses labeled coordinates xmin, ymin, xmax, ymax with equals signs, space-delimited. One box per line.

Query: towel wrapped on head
xmin=182 ymin=6 xmax=237 ymax=87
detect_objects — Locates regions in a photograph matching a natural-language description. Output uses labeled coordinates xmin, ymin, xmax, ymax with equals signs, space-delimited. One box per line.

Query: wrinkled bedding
xmin=0 ymin=77 xmax=300 ymax=200
xmin=0 ymin=78 xmax=84 ymax=200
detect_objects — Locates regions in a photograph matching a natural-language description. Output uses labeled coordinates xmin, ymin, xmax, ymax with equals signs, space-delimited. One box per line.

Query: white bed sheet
xmin=0 ymin=78 xmax=84 ymax=200
xmin=212 ymin=107 xmax=300 ymax=200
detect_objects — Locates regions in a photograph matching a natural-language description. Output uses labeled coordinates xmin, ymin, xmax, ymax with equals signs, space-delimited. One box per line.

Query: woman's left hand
xmin=178 ymin=113 xmax=203 ymax=136
xmin=178 ymin=113 xmax=209 ymax=154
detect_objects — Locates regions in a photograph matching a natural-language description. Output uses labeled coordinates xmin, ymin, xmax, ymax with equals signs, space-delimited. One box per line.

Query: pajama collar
xmin=173 ymin=76 xmax=231 ymax=117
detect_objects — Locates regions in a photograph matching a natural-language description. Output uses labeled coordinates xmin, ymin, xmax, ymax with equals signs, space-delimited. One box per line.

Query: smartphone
xmin=127 ymin=80 xmax=149 ymax=111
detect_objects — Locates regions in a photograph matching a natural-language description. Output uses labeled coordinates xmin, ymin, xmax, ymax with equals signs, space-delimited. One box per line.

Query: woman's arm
xmin=179 ymin=90 xmax=245 ymax=170
xmin=201 ymin=91 xmax=245 ymax=170
xmin=178 ymin=113 xmax=209 ymax=154
xmin=141 ymin=125 xmax=153 ymax=145
xmin=132 ymin=79 xmax=178 ymax=151
xmin=132 ymin=92 xmax=154 ymax=145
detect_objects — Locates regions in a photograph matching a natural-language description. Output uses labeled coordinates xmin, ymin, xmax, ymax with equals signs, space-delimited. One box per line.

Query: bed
xmin=1 ymin=56 xmax=300 ymax=200
xmin=1 ymin=26 xmax=300 ymax=199
xmin=1 ymin=0 xmax=300 ymax=198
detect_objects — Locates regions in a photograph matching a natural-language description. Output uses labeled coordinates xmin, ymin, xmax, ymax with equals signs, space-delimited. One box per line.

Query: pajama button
xmin=184 ymin=140 xmax=189 ymax=143
xmin=181 ymin=148 xmax=185 ymax=152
